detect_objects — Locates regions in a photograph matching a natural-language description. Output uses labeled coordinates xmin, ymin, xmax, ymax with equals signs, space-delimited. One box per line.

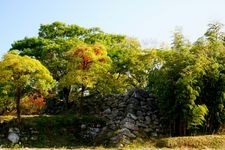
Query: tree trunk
xmin=63 ymin=87 xmax=70 ymax=109
xmin=79 ymin=85 xmax=85 ymax=115
xmin=16 ymin=87 xmax=21 ymax=122
xmin=175 ymin=117 xmax=180 ymax=136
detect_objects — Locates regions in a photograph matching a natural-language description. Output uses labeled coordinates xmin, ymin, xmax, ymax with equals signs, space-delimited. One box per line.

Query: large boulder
xmin=8 ymin=128 xmax=20 ymax=144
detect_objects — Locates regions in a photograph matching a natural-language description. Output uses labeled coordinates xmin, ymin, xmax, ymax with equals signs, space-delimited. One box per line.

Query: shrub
xmin=21 ymin=93 xmax=45 ymax=115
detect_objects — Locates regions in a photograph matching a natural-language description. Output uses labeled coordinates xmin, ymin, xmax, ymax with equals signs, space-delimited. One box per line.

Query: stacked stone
xmin=96 ymin=88 xmax=161 ymax=146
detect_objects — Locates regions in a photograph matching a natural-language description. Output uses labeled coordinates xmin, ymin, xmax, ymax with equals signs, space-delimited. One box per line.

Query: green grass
xmin=156 ymin=135 xmax=225 ymax=149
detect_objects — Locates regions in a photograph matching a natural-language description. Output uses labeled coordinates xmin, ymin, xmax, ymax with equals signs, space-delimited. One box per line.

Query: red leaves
xmin=33 ymin=95 xmax=45 ymax=110
xmin=68 ymin=43 xmax=109 ymax=71
xmin=80 ymin=55 xmax=93 ymax=69
xmin=93 ymin=45 xmax=103 ymax=55
xmin=21 ymin=93 xmax=45 ymax=114
xmin=74 ymin=47 xmax=87 ymax=56
xmin=71 ymin=46 xmax=95 ymax=70
xmin=99 ymin=58 xmax=106 ymax=63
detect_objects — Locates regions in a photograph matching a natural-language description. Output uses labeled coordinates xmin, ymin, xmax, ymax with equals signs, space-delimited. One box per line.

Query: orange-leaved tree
xmin=60 ymin=43 xmax=111 ymax=114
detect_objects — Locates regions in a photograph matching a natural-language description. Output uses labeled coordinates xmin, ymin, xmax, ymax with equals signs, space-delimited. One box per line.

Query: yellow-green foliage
xmin=0 ymin=51 xmax=55 ymax=119
xmin=61 ymin=43 xmax=111 ymax=90
xmin=0 ymin=50 xmax=55 ymax=95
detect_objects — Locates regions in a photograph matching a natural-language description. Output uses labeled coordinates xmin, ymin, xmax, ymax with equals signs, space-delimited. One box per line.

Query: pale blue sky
xmin=1 ymin=0 xmax=225 ymax=56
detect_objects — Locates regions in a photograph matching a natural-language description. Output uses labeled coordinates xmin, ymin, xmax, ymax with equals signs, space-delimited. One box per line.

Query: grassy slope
xmin=156 ymin=135 xmax=225 ymax=149
xmin=1 ymin=115 xmax=225 ymax=149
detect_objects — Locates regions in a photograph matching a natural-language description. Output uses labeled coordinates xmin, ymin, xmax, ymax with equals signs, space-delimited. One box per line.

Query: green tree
xmin=107 ymin=37 xmax=156 ymax=92
xmin=204 ymin=22 xmax=224 ymax=42
xmin=193 ymin=22 xmax=225 ymax=133
xmin=0 ymin=51 xmax=55 ymax=121
xmin=148 ymin=30 xmax=204 ymax=135
xmin=148 ymin=23 xmax=225 ymax=135
xmin=148 ymin=48 xmax=196 ymax=136
xmin=10 ymin=22 xmax=125 ymax=105
xmin=60 ymin=43 xmax=111 ymax=114
xmin=172 ymin=28 xmax=191 ymax=52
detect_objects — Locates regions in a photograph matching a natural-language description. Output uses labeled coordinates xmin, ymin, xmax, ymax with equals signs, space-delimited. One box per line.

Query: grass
xmin=1 ymin=115 xmax=225 ymax=149
xmin=156 ymin=135 xmax=225 ymax=149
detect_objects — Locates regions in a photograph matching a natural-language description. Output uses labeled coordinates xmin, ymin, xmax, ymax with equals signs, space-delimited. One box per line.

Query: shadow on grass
xmin=0 ymin=115 xmax=107 ymax=149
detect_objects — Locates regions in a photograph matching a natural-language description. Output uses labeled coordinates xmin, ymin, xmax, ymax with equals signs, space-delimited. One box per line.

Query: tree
xmin=10 ymin=21 xmax=125 ymax=106
xmin=9 ymin=22 xmax=162 ymax=118
xmin=148 ymin=48 xmax=197 ymax=136
xmin=148 ymin=23 xmax=225 ymax=136
xmin=106 ymin=37 xmax=156 ymax=92
xmin=60 ymin=43 xmax=111 ymax=114
xmin=0 ymin=51 xmax=55 ymax=121
xmin=204 ymin=22 xmax=224 ymax=42
xmin=172 ymin=27 xmax=191 ymax=52
xmin=194 ymin=22 xmax=225 ymax=133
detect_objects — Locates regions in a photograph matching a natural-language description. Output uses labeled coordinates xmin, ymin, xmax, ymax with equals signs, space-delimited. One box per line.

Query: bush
xmin=21 ymin=93 xmax=45 ymax=115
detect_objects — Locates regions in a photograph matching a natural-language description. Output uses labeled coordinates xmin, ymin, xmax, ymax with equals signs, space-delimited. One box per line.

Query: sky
xmin=1 ymin=0 xmax=225 ymax=57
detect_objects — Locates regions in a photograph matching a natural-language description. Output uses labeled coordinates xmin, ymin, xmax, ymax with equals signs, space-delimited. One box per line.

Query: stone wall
xmin=84 ymin=88 xmax=161 ymax=146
